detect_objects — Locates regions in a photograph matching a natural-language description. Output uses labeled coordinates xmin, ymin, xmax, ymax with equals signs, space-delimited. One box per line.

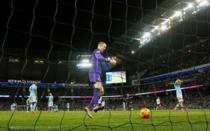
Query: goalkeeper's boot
xmin=84 ymin=106 xmax=93 ymax=118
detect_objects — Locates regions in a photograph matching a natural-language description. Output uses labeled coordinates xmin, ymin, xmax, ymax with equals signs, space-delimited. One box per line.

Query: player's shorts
xmin=29 ymin=96 xmax=37 ymax=103
xmin=157 ymin=104 xmax=161 ymax=107
xmin=48 ymin=102 xmax=53 ymax=107
xmin=177 ymin=94 xmax=183 ymax=102
xmin=89 ymin=72 xmax=101 ymax=83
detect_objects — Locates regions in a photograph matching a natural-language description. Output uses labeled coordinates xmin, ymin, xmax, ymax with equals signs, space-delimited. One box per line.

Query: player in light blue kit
xmin=173 ymin=79 xmax=185 ymax=110
xmin=48 ymin=92 xmax=54 ymax=112
xmin=29 ymin=82 xmax=38 ymax=112
xmin=26 ymin=98 xmax=30 ymax=112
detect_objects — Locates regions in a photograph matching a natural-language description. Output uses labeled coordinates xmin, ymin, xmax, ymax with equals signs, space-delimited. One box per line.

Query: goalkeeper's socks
xmin=98 ymin=97 xmax=102 ymax=104
xmin=89 ymin=88 xmax=100 ymax=108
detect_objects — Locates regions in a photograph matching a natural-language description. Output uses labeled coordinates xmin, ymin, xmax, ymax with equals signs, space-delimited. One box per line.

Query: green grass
xmin=0 ymin=109 xmax=210 ymax=131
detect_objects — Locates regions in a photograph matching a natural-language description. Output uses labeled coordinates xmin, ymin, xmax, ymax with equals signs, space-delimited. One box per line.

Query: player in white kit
xmin=156 ymin=97 xmax=161 ymax=110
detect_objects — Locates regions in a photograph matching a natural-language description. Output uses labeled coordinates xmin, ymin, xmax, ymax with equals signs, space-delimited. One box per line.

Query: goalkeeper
xmin=84 ymin=41 xmax=116 ymax=118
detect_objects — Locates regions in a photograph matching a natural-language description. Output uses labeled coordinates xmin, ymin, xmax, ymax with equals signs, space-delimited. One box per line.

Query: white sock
xmin=101 ymin=101 xmax=105 ymax=107
xmin=32 ymin=103 xmax=37 ymax=111
xmin=30 ymin=104 xmax=33 ymax=111
xmin=26 ymin=105 xmax=29 ymax=111
xmin=175 ymin=103 xmax=179 ymax=109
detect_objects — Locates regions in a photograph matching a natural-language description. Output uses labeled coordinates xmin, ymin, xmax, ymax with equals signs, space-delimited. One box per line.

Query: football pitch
xmin=0 ymin=109 xmax=210 ymax=131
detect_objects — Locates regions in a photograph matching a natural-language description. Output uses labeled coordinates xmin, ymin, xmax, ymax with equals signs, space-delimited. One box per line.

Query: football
xmin=139 ymin=107 xmax=151 ymax=119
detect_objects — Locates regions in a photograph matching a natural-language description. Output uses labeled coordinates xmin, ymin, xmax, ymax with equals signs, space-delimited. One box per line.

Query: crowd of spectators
xmin=0 ymin=85 xmax=210 ymax=111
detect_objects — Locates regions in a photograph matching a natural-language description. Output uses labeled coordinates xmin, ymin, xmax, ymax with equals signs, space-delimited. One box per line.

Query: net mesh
xmin=0 ymin=0 xmax=210 ymax=130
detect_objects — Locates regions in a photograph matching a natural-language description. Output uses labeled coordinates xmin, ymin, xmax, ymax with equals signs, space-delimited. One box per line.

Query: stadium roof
xmin=0 ymin=0 xmax=210 ymax=82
